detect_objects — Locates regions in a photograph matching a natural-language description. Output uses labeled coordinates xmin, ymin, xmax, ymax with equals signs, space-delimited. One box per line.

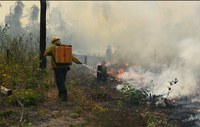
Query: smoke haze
xmin=47 ymin=2 xmax=200 ymax=64
xmin=1 ymin=1 xmax=200 ymax=97
xmin=2 ymin=1 xmax=200 ymax=63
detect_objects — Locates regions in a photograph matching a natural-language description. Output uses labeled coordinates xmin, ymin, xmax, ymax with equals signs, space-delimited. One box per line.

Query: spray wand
xmin=39 ymin=56 xmax=101 ymax=73
xmin=82 ymin=63 xmax=101 ymax=73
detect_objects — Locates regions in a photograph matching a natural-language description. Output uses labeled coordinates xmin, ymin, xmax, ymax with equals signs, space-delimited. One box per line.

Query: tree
xmin=39 ymin=0 xmax=47 ymax=69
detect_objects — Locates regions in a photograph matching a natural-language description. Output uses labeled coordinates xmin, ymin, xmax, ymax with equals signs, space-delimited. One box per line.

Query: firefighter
xmin=44 ymin=36 xmax=82 ymax=101
xmin=97 ymin=61 xmax=107 ymax=83
xmin=101 ymin=61 xmax=107 ymax=82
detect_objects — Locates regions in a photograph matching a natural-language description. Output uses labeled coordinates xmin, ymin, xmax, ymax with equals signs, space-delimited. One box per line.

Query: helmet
xmin=51 ymin=36 xmax=60 ymax=43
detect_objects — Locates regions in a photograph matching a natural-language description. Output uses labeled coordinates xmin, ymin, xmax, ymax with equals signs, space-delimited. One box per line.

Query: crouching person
xmin=44 ymin=36 xmax=82 ymax=101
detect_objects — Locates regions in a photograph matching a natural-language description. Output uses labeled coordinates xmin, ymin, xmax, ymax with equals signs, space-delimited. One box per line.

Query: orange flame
xmin=107 ymin=69 xmax=115 ymax=75
xmin=115 ymin=69 xmax=124 ymax=81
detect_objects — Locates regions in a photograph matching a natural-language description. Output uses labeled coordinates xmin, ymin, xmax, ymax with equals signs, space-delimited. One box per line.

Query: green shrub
xmin=8 ymin=89 xmax=43 ymax=106
xmin=36 ymin=109 xmax=45 ymax=117
xmin=12 ymin=120 xmax=32 ymax=127
xmin=92 ymin=105 xmax=108 ymax=114
xmin=142 ymin=111 xmax=162 ymax=127
xmin=121 ymin=83 xmax=147 ymax=105
xmin=75 ymin=106 xmax=84 ymax=114
xmin=91 ymin=105 xmax=109 ymax=126
xmin=0 ymin=109 xmax=14 ymax=119
xmin=70 ymin=113 xmax=80 ymax=119
xmin=124 ymin=88 xmax=147 ymax=104
xmin=116 ymin=100 xmax=123 ymax=109
xmin=0 ymin=62 xmax=50 ymax=88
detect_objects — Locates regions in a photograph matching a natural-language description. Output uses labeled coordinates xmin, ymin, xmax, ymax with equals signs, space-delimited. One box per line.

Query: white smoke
xmin=42 ymin=2 xmax=200 ymax=64
xmin=29 ymin=5 xmax=39 ymax=22
xmin=118 ymin=38 xmax=200 ymax=98
xmin=4 ymin=1 xmax=25 ymax=37
xmin=3 ymin=1 xmax=200 ymax=62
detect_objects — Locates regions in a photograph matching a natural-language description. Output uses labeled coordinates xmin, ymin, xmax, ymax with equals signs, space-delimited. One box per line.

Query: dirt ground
xmin=0 ymin=66 xmax=181 ymax=127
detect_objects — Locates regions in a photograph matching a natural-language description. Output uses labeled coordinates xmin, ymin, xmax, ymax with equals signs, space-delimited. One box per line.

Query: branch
xmin=17 ymin=100 xmax=25 ymax=123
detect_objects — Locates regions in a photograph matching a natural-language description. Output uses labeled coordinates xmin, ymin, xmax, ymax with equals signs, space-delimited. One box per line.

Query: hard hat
xmin=51 ymin=36 xmax=60 ymax=43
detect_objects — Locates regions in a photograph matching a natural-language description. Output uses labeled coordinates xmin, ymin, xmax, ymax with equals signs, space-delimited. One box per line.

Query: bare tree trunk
xmin=39 ymin=0 xmax=47 ymax=69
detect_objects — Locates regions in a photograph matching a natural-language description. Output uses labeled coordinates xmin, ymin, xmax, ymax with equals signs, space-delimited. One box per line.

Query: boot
xmin=61 ymin=91 xmax=68 ymax=101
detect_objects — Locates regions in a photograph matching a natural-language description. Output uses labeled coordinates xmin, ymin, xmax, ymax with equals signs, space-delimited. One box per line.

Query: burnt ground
xmin=168 ymin=98 xmax=200 ymax=127
xmin=0 ymin=65 xmax=183 ymax=127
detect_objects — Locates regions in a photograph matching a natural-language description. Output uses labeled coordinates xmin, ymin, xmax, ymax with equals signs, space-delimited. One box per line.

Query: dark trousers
xmin=54 ymin=67 xmax=68 ymax=97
